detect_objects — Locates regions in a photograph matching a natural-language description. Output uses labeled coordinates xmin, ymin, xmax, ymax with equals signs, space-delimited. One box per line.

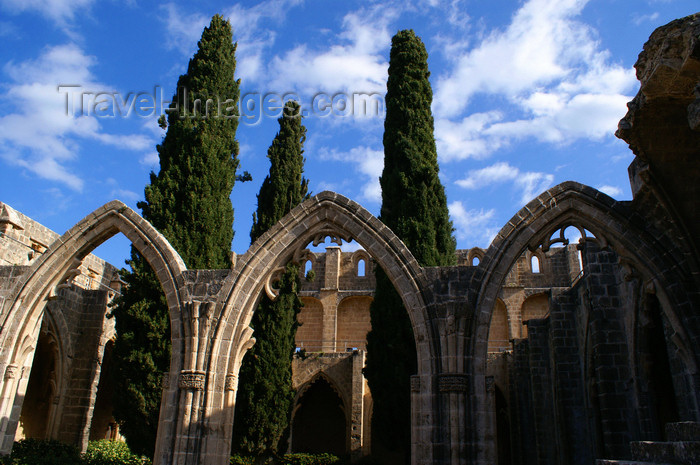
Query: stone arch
xmin=291 ymin=372 xmax=349 ymax=456
xmin=468 ymin=247 xmax=486 ymax=267
xmin=204 ymin=191 xmax=433 ymax=465
xmin=0 ymin=200 xmax=187 ymax=454
xmin=468 ymin=181 xmax=700 ymax=464
xmin=351 ymin=250 xmax=371 ymax=277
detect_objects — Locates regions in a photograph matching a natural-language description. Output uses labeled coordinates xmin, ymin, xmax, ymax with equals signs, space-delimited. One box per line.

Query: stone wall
xmin=0 ymin=201 xmax=120 ymax=450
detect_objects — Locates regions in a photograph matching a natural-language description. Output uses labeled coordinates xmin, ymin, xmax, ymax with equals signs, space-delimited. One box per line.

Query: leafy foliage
xmin=83 ymin=440 xmax=151 ymax=465
xmin=364 ymin=29 xmax=456 ymax=463
xmin=0 ymin=439 xmax=81 ymax=465
xmin=249 ymin=101 xmax=309 ymax=243
xmin=232 ymin=101 xmax=308 ymax=458
xmin=110 ymin=14 xmax=241 ymax=457
xmin=229 ymin=453 xmax=339 ymax=465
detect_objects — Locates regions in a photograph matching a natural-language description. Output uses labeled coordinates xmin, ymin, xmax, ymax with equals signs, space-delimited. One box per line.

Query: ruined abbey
xmin=1 ymin=12 xmax=699 ymax=465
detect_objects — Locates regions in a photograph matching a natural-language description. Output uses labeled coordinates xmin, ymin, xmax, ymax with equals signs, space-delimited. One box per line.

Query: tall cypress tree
xmin=110 ymin=14 xmax=241 ymax=457
xmin=232 ymin=101 xmax=308 ymax=460
xmin=364 ymin=29 xmax=456 ymax=464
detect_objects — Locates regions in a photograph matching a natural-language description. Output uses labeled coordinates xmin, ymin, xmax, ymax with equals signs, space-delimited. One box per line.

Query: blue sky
xmin=0 ymin=0 xmax=696 ymax=268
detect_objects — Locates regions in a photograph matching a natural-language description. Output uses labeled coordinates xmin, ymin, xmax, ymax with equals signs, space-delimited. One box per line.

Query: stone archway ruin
xmin=1 ymin=13 xmax=699 ymax=465
xmin=0 ymin=200 xmax=188 ymax=454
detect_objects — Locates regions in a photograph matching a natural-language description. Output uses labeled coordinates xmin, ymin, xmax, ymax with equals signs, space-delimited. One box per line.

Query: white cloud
xmin=0 ymin=0 xmax=93 ymax=32
xmin=319 ymin=146 xmax=384 ymax=203
xmin=431 ymin=0 xmax=637 ymax=159
xmin=266 ymin=6 xmax=395 ymax=95
xmin=448 ymin=201 xmax=498 ymax=247
xmin=435 ymin=112 xmax=504 ymax=161
xmin=455 ymin=162 xmax=554 ymax=203
xmin=632 ymin=12 xmax=659 ymax=25
xmin=162 ymin=0 xmax=300 ymax=82
xmin=596 ymin=185 xmax=622 ymax=197
xmin=0 ymin=44 xmax=154 ymax=191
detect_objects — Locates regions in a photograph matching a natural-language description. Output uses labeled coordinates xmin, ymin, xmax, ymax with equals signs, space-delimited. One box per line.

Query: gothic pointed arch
xmin=200 ymin=191 xmax=436 ymax=465
xmin=0 ymin=200 xmax=188 ymax=454
xmin=467 ymin=181 xmax=700 ymax=464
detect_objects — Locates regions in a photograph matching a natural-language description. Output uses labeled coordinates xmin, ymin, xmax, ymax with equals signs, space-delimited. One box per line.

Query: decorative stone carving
xmin=438 ymin=373 xmax=468 ymax=392
xmin=225 ymin=374 xmax=237 ymax=391
xmin=179 ymin=371 xmax=205 ymax=391
xmin=410 ymin=375 xmax=420 ymax=392
xmin=485 ymin=376 xmax=495 ymax=393
xmin=531 ymin=224 xmax=604 ymax=253
xmin=310 ymin=225 xmax=353 ymax=247
xmin=4 ymin=364 xmax=17 ymax=380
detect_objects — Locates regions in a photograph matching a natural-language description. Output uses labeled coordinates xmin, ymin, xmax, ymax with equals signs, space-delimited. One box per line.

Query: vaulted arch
xmin=0 ymin=200 xmax=187 ymax=454
xmin=199 ymin=191 xmax=436 ymax=465
xmin=467 ymin=181 xmax=700 ymax=464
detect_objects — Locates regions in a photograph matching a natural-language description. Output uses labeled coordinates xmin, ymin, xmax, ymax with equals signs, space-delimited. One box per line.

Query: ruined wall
xmin=0 ymin=201 xmax=120 ymax=450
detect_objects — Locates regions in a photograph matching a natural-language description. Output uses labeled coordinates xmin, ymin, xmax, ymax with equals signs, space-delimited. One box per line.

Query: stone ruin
xmin=0 ymin=12 xmax=699 ymax=465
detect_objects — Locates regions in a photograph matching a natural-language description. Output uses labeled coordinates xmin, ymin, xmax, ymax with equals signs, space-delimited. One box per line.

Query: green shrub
xmin=279 ymin=453 xmax=340 ymax=465
xmin=230 ymin=455 xmax=254 ymax=465
xmin=83 ymin=440 xmax=151 ymax=465
xmin=230 ymin=453 xmax=339 ymax=465
xmin=1 ymin=438 xmax=81 ymax=465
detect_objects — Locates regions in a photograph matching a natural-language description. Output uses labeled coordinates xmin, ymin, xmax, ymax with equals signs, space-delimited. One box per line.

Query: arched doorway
xmin=292 ymin=376 xmax=347 ymax=457
xmin=18 ymin=326 xmax=60 ymax=440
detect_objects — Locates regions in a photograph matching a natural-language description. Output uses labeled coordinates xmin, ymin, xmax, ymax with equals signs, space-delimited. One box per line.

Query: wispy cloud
xmin=319 ymin=146 xmax=384 ymax=204
xmin=0 ymin=0 xmax=93 ymax=36
xmin=632 ymin=12 xmax=659 ymax=25
xmin=432 ymin=0 xmax=637 ymax=160
xmin=0 ymin=44 xmax=153 ymax=191
xmin=455 ymin=162 xmax=554 ymax=203
xmin=596 ymin=184 xmax=622 ymax=197
xmin=162 ymin=0 xmax=301 ymax=82
xmin=449 ymin=201 xmax=498 ymax=247
xmin=266 ymin=5 xmax=395 ymax=95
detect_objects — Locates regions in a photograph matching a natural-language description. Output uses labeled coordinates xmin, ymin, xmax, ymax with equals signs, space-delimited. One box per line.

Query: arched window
xmin=472 ymin=256 xmax=480 ymax=266
xmin=531 ymin=255 xmax=541 ymax=273
xmin=357 ymin=259 xmax=365 ymax=277
xmin=304 ymin=259 xmax=313 ymax=275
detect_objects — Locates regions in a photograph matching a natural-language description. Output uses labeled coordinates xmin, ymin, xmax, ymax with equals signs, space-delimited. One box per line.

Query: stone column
xmin=349 ymin=350 xmax=365 ymax=460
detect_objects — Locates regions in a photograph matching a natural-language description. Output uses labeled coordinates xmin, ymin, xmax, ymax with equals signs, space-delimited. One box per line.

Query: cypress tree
xmin=110 ymin=14 xmax=242 ymax=457
xmin=364 ymin=29 xmax=456 ymax=464
xmin=232 ymin=101 xmax=308 ymax=460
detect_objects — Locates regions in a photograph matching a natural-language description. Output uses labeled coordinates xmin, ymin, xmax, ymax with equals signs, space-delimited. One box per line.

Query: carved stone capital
xmin=225 ymin=374 xmax=237 ymax=391
xmin=179 ymin=371 xmax=205 ymax=391
xmin=438 ymin=373 xmax=468 ymax=392
xmin=4 ymin=364 xmax=18 ymax=380
xmin=410 ymin=375 xmax=420 ymax=393
xmin=485 ymin=376 xmax=495 ymax=393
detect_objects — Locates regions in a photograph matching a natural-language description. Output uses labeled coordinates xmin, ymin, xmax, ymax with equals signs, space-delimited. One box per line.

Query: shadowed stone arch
xmin=467 ymin=181 xmax=700 ymax=465
xmin=199 ymin=191 xmax=438 ymax=465
xmin=0 ymin=200 xmax=188 ymax=454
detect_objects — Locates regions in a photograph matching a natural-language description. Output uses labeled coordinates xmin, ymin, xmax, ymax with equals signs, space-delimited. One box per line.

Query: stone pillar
xmin=484 ymin=376 xmax=497 ymax=465
xmin=349 ymin=350 xmax=365 ymax=461
xmin=437 ymin=373 xmax=469 ymax=464
xmin=320 ymin=247 xmax=340 ymax=352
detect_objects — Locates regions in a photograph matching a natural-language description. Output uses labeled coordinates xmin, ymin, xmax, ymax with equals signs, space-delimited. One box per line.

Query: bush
xmin=230 ymin=455 xmax=254 ymax=465
xmin=83 ymin=440 xmax=151 ymax=465
xmin=278 ymin=454 xmax=340 ymax=465
xmin=230 ymin=453 xmax=339 ymax=465
xmin=1 ymin=438 xmax=81 ymax=465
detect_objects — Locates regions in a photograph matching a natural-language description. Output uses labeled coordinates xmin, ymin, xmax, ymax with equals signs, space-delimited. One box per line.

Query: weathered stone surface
xmin=616 ymin=13 xmax=700 ymax=253
xmin=667 ymin=422 xmax=700 ymax=442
